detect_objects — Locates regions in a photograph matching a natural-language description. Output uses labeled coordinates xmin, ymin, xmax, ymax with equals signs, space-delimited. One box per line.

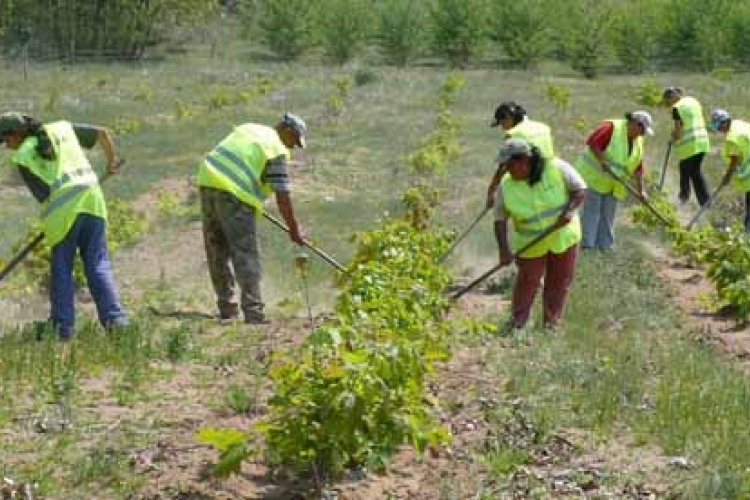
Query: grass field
xmin=3 ymin=22 xmax=750 ymax=499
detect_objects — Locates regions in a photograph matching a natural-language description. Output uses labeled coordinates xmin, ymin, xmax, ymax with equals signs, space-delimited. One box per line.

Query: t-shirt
xmin=494 ymin=158 xmax=585 ymax=221
xmin=18 ymin=123 xmax=101 ymax=202
xmin=586 ymin=121 xmax=643 ymax=174
xmin=264 ymin=155 xmax=290 ymax=192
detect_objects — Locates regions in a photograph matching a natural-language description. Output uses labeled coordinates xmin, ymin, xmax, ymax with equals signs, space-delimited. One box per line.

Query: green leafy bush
xmin=315 ymin=0 xmax=373 ymax=64
xmin=490 ymin=0 xmax=552 ymax=69
xmin=375 ymin=0 xmax=425 ymax=66
xmin=255 ymin=0 xmax=313 ymax=60
xmin=428 ymin=0 xmax=488 ymax=67
xmin=635 ymin=79 xmax=664 ymax=107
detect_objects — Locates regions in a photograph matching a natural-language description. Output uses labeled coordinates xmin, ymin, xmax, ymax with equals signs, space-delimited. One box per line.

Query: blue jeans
xmin=50 ymin=213 xmax=128 ymax=338
xmin=581 ymin=189 xmax=618 ymax=250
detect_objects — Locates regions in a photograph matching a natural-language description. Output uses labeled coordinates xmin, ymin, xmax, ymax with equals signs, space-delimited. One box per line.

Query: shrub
xmin=255 ymin=0 xmax=313 ymax=60
xmin=635 ymin=79 xmax=663 ymax=108
xmin=315 ymin=0 xmax=373 ymax=64
xmin=428 ymin=0 xmax=488 ymax=67
xmin=556 ymin=0 xmax=613 ymax=79
xmin=489 ymin=0 xmax=552 ymax=69
xmin=609 ymin=1 xmax=663 ymax=73
xmin=375 ymin=0 xmax=425 ymax=66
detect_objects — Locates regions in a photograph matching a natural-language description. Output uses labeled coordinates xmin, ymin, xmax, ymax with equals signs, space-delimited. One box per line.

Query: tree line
xmin=0 ymin=0 xmax=216 ymax=59
xmin=1 ymin=0 xmax=749 ymax=77
xmin=238 ymin=0 xmax=750 ymax=77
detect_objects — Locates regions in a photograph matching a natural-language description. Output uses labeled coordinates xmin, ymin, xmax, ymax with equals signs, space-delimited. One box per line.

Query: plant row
xmin=198 ymin=73 xmax=467 ymax=486
xmin=631 ymin=193 xmax=750 ymax=319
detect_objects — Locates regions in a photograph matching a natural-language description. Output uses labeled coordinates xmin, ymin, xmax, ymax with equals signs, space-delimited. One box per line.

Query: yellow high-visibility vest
xmin=722 ymin=119 xmax=750 ymax=193
xmin=673 ymin=96 xmax=710 ymax=160
xmin=507 ymin=118 xmax=555 ymax=159
xmin=501 ymin=158 xmax=581 ymax=258
xmin=197 ymin=123 xmax=289 ymax=212
xmin=575 ymin=119 xmax=643 ymax=200
xmin=13 ymin=121 xmax=105 ymax=246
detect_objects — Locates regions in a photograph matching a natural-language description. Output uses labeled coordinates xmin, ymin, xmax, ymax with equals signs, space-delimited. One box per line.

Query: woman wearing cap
xmin=708 ymin=109 xmax=750 ymax=231
xmin=662 ymin=87 xmax=711 ymax=206
xmin=197 ymin=113 xmax=307 ymax=324
xmin=0 ymin=112 xmax=128 ymax=339
xmin=486 ymin=101 xmax=555 ymax=209
xmin=494 ymin=138 xmax=586 ymax=331
xmin=575 ymin=111 xmax=653 ymax=250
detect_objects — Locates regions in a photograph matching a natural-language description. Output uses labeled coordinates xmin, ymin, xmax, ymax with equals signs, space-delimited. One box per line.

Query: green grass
xmin=485 ymin=226 xmax=750 ymax=497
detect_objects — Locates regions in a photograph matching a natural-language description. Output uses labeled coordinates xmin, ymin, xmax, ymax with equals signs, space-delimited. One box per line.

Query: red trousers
xmin=511 ymin=243 xmax=579 ymax=328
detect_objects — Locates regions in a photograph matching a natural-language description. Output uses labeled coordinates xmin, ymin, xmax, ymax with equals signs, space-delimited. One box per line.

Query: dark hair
xmin=17 ymin=115 xmax=55 ymax=160
xmin=526 ymin=146 xmax=544 ymax=186
xmin=494 ymin=101 xmax=526 ymax=126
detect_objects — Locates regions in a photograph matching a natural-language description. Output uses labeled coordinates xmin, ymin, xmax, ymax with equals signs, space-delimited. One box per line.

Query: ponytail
xmin=526 ymin=146 xmax=544 ymax=186
xmin=21 ymin=115 xmax=55 ymax=160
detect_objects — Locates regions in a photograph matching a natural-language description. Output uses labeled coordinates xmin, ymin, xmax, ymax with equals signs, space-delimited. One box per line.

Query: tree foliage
xmin=315 ymin=0 xmax=373 ymax=64
xmin=489 ymin=0 xmax=552 ymax=69
xmin=375 ymin=0 xmax=425 ymax=66
xmin=428 ymin=0 xmax=488 ymax=67
xmin=254 ymin=0 xmax=313 ymax=60
xmin=1 ymin=0 xmax=216 ymax=59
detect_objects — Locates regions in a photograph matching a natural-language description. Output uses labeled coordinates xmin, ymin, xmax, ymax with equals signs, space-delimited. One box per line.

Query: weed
xmin=635 ymin=78 xmax=664 ymax=107
xmin=223 ymin=383 xmax=254 ymax=414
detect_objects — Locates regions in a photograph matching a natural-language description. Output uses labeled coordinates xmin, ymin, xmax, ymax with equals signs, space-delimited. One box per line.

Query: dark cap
xmin=496 ymin=138 xmax=531 ymax=164
xmin=280 ymin=112 xmax=307 ymax=148
xmin=661 ymin=86 xmax=683 ymax=105
xmin=0 ymin=111 xmax=27 ymax=136
xmin=490 ymin=101 xmax=525 ymax=127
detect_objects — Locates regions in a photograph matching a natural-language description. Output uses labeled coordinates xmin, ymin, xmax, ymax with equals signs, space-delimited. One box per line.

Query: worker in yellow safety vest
xmin=493 ymin=138 xmax=586 ymax=332
xmin=197 ymin=113 xmax=306 ymax=324
xmin=662 ymin=87 xmax=711 ymax=206
xmin=486 ymin=101 xmax=555 ymax=209
xmin=575 ymin=111 xmax=653 ymax=250
xmin=0 ymin=112 xmax=128 ymax=340
xmin=708 ymin=108 xmax=750 ymax=231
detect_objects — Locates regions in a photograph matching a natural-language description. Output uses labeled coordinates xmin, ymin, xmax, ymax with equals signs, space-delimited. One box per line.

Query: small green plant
xmin=635 ymin=78 xmax=664 ymax=107
xmin=354 ymin=67 xmax=379 ymax=87
xmin=111 ymin=116 xmax=142 ymax=135
xmin=196 ymin=428 xmax=254 ymax=478
xmin=543 ymin=84 xmax=571 ymax=112
xmin=174 ymin=99 xmax=198 ymax=120
xmin=223 ymin=383 xmax=254 ymax=414
xmin=325 ymin=75 xmax=354 ymax=117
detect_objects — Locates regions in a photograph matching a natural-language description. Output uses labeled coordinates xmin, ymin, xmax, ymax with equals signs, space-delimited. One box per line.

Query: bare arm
xmin=723 ymin=155 xmax=740 ymax=186
xmin=494 ymin=219 xmax=513 ymax=265
xmin=274 ymin=191 xmax=304 ymax=246
xmin=96 ymin=128 xmax=122 ymax=174
xmin=486 ymin=165 xmax=506 ymax=209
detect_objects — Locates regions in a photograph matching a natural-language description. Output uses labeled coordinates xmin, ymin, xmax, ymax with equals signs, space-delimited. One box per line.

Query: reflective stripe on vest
xmin=674 ymin=97 xmax=710 ymax=160
xmin=49 ymin=166 xmax=98 ymax=191
xmin=42 ymin=184 xmax=95 ymax=218
xmin=207 ymin=145 xmax=266 ymax=202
